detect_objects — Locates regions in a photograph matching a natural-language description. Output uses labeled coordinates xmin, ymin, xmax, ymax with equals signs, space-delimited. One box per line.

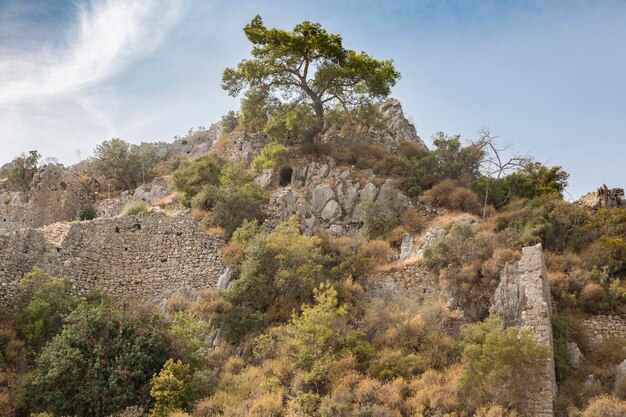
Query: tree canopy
xmin=222 ymin=15 xmax=400 ymax=140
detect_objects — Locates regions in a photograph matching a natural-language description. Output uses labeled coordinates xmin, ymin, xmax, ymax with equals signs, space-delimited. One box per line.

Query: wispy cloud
xmin=0 ymin=0 xmax=185 ymax=105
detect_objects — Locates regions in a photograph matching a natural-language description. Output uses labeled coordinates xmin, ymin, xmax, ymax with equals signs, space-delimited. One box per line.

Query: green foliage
xmin=552 ymin=315 xmax=578 ymax=381
xmin=356 ymin=199 xmax=406 ymax=239
xmin=284 ymin=282 xmax=347 ymax=371
xmin=221 ymin=110 xmax=239 ymax=133
xmin=16 ymin=274 xmax=75 ymax=348
xmin=264 ymin=103 xmax=319 ymax=140
xmin=172 ymin=154 xmax=223 ymax=206
xmin=473 ymin=162 xmax=570 ymax=208
xmin=460 ymin=316 xmax=547 ymax=411
xmin=227 ymin=217 xmax=323 ymax=319
xmin=231 ymin=219 xmax=263 ymax=247
xmin=401 ymin=132 xmax=484 ymax=196
xmin=251 ymin=141 xmax=290 ymax=172
xmin=202 ymin=184 xmax=267 ymax=239
xmin=2 ymin=150 xmax=40 ymax=191
xmin=121 ymin=200 xmax=147 ymax=216
xmin=168 ymin=311 xmax=213 ymax=369
xmin=149 ymin=359 xmax=192 ymax=416
xmin=92 ymin=139 xmax=158 ymax=189
xmin=25 ymin=302 xmax=168 ymax=417
xmin=79 ymin=204 xmax=97 ymax=220
xmin=223 ymin=15 xmax=400 ymax=140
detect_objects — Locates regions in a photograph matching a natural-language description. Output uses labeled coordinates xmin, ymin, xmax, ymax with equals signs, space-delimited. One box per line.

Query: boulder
xmin=310 ymin=184 xmax=336 ymax=215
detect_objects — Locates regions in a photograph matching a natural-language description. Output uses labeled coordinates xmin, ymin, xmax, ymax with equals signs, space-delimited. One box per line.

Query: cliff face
xmin=494 ymin=244 xmax=557 ymax=417
xmin=579 ymin=184 xmax=626 ymax=209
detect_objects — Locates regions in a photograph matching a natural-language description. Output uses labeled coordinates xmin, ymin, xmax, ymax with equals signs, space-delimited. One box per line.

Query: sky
xmin=0 ymin=0 xmax=625 ymax=199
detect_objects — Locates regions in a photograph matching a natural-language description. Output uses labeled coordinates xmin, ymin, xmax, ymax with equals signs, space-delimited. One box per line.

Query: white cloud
xmin=0 ymin=0 xmax=185 ymax=105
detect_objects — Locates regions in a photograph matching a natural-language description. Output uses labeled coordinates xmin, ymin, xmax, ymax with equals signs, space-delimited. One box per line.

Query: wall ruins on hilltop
xmin=0 ymin=211 xmax=225 ymax=310
xmin=0 ymin=164 xmax=93 ymax=230
xmin=494 ymin=243 xmax=557 ymax=417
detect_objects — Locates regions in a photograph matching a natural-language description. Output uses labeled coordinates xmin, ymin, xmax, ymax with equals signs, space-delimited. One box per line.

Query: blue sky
xmin=1 ymin=0 xmax=625 ymax=198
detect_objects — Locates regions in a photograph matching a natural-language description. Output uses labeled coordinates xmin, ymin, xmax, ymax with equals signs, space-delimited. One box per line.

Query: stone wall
xmin=0 ymin=164 xmax=92 ymax=230
xmin=0 ymin=211 xmax=225 ymax=310
xmin=494 ymin=243 xmax=557 ymax=417
xmin=360 ymin=263 xmax=441 ymax=304
xmin=581 ymin=314 xmax=626 ymax=346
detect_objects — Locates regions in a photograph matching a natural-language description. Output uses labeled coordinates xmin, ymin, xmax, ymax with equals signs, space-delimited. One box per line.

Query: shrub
xmin=221 ymin=111 xmax=239 ymax=133
xmin=399 ymin=208 xmax=423 ymax=233
xmin=335 ymin=143 xmax=401 ymax=175
xmin=121 ymin=200 xmax=147 ymax=216
xmin=420 ymin=179 xmax=482 ymax=215
xmin=150 ymin=359 xmax=192 ymax=417
xmin=202 ymin=185 xmax=267 ymax=239
xmin=356 ymin=199 xmax=406 ymax=239
xmin=580 ymin=395 xmax=626 ymax=417
xmin=582 ymin=236 xmax=626 ymax=276
xmin=172 ymin=154 xmax=223 ymax=205
xmin=16 ymin=274 xmax=76 ymax=348
xmin=25 ymin=302 xmax=168 ymax=417
xmin=579 ymin=282 xmax=609 ymax=312
xmin=460 ymin=316 xmax=547 ymax=412
xmin=251 ymin=142 xmax=290 ymax=172
xmin=361 ymin=240 xmax=393 ymax=269
xmin=79 ymin=205 xmax=97 ymax=220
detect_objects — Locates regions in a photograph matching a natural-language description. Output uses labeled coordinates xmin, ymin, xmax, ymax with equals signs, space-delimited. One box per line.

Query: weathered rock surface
xmin=494 ymin=243 xmax=556 ymax=417
xmin=0 ymin=164 xmax=93 ymax=230
xmin=265 ymin=158 xmax=410 ymax=235
xmin=0 ymin=211 xmax=225 ymax=310
xmin=322 ymin=98 xmax=429 ymax=152
xmin=579 ymin=184 xmax=626 ymax=209
xmin=614 ymin=359 xmax=626 ymax=396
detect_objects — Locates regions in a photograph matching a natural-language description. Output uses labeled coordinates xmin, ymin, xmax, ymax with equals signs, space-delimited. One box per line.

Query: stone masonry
xmin=494 ymin=243 xmax=557 ymax=417
xmin=0 ymin=210 xmax=225 ymax=310
xmin=581 ymin=314 xmax=626 ymax=346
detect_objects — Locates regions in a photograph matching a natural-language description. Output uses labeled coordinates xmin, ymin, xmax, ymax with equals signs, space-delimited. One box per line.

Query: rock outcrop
xmin=265 ymin=157 xmax=410 ymax=235
xmin=579 ymin=184 xmax=626 ymax=209
xmin=494 ymin=243 xmax=557 ymax=417
xmin=322 ymin=98 xmax=428 ymax=153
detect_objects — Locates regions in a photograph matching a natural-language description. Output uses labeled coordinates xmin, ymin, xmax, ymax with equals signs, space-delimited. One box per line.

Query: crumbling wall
xmin=0 ymin=164 xmax=92 ymax=230
xmin=494 ymin=243 xmax=557 ymax=417
xmin=0 ymin=211 xmax=225 ymax=310
xmin=582 ymin=314 xmax=626 ymax=346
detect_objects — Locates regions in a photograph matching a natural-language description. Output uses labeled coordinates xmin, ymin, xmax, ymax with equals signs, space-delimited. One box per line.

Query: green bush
xmin=24 ymin=302 xmax=168 ymax=417
xmin=221 ymin=111 xmax=239 ymax=133
xmin=420 ymin=179 xmax=482 ymax=215
xmin=121 ymin=200 xmax=147 ymax=216
xmin=79 ymin=205 xmax=97 ymax=220
xmin=251 ymin=141 xmax=290 ymax=172
xmin=460 ymin=316 xmax=547 ymax=412
xmin=172 ymin=154 xmax=223 ymax=206
xmin=150 ymin=359 xmax=192 ymax=416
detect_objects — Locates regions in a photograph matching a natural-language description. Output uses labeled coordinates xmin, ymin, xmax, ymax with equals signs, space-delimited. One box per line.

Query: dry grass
xmin=214 ymin=134 xmax=230 ymax=156
xmin=205 ymin=226 xmax=225 ymax=237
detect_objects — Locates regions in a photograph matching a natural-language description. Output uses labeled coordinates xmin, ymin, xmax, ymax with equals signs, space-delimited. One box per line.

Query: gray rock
xmin=399 ymin=233 xmax=414 ymax=260
xmin=359 ymin=182 xmax=378 ymax=202
xmin=217 ymin=267 xmax=233 ymax=290
xmin=311 ymin=184 xmax=336 ymax=214
xmin=567 ymin=341 xmax=584 ymax=369
xmin=253 ymin=169 xmax=274 ymax=190
xmin=321 ymin=200 xmax=341 ymax=222
xmin=614 ymin=359 xmax=626 ymax=396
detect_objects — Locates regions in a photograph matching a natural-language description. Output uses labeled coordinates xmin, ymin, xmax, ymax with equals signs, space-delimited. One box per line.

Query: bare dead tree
xmin=473 ymin=128 xmax=532 ymax=219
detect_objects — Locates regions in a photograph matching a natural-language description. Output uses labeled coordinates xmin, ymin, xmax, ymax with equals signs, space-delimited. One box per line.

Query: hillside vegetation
xmin=0 ymin=16 xmax=625 ymax=417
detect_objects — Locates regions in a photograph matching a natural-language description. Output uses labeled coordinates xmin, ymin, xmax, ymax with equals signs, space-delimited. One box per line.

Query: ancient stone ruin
xmin=494 ymin=244 xmax=557 ymax=417
xmin=0 ymin=210 xmax=225 ymax=310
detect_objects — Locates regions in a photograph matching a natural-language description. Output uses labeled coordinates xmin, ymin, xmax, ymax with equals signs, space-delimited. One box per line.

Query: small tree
xmin=222 ymin=15 xmax=400 ymax=141
xmin=150 ymin=359 xmax=192 ymax=416
xmin=3 ymin=150 xmax=40 ymax=191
